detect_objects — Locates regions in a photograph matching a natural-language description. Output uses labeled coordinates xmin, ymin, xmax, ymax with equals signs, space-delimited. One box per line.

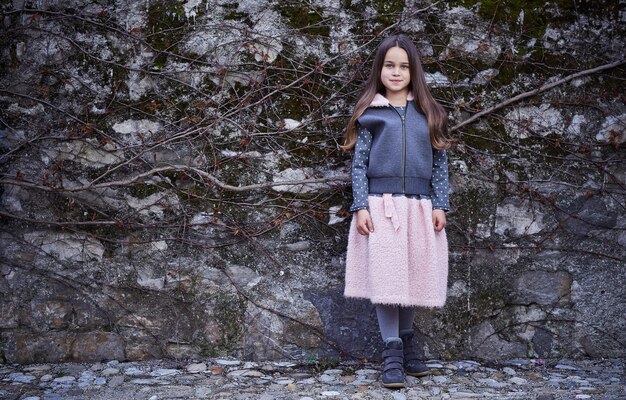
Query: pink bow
xmin=383 ymin=194 xmax=400 ymax=231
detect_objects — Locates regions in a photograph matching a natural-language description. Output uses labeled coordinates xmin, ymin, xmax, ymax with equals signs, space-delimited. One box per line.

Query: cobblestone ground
xmin=1 ymin=358 xmax=624 ymax=400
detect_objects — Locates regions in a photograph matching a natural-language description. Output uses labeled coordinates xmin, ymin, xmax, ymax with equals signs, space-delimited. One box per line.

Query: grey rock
xmin=555 ymin=361 xmax=578 ymax=370
xmin=502 ymin=367 xmax=517 ymax=376
xmin=130 ymin=378 xmax=168 ymax=385
xmin=42 ymin=140 xmax=124 ymax=167
xmin=509 ymin=376 xmax=528 ymax=385
xmin=186 ymin=363 xmax=207 ymax=373
xmin=53 ymin=376 xmax=77 ymax=384
xmin=512 ymin=271 xmax=572 ymax=305
xmin=150 ymin=368 xmax=180 ymax=377
xmin=504 ymin=105 xmax=564 ymax=139
xmin=465 ymin=322 xmax=527 ymax=359
xmin=8 ymin=372 xmax=36 ymax=383
xmin=494 ymin=199 xmax=545 ymax=237
xmin=71 ymin=332 xmax=125 ymax=362
xmin=102 ymin=368 xmax=120 ymax=376
xmin=215 ymin=359 xmax=241 ymax=366
xmin=123 ymin=367 xmax=145 ymax=376
xmin=478 ymin=378 xmax=509 ymax=388
xmin=108 ymin=375 xmax=125 ymax=387
xmin=532 ymin=327 xmax=554 ymax=357
xmin=285 ymin=241 xmax=310 ymax=251
xmin=319 ymin=374 xmax=337 ymax=383
xmin=23 ymin=231 xmax=105 ymax=262
xmin=557 ymin=196 xmax=618 ymax=236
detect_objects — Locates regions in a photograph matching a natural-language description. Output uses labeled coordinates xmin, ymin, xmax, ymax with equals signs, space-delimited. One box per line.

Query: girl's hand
xmin=432 ymin=209 xmax=446 ymax=232
xmin=356 ymin=209 xmax=374 ymax=235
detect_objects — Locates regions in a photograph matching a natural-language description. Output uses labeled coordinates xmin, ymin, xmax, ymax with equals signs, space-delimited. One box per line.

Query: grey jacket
xmin=350 ymin=93 xmax=450 ymax=212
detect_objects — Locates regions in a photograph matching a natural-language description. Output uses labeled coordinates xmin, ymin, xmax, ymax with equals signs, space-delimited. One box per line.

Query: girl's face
xmin=380 ymin=46 xmax=411 ymax=98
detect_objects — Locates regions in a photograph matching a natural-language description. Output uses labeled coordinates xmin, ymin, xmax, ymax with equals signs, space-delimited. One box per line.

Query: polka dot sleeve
xmin=431 ymin=148 xmax=450 ymax=211
xmin=349 ymin=125 xmax=372 ymax=212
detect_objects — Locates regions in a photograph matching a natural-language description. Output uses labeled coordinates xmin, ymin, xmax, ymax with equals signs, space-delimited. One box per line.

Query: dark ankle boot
xmin=399 ymin=329 xmax=430 ymax=377
xmin=381 ymin=337 xmax=405 ymax=388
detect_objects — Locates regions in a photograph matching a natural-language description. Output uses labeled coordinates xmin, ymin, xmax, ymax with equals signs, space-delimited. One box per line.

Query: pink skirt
xmin=344 ymin=195 xmax=448 ymax=307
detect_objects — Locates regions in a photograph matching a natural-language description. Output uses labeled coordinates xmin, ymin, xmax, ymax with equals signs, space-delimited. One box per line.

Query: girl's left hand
xmin=432 ymin=209 xmax=446 ymax=232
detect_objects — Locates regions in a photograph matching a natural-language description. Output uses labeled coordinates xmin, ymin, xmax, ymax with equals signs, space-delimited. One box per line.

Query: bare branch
xmin=451 ymin=58 xmax=626 ymax=132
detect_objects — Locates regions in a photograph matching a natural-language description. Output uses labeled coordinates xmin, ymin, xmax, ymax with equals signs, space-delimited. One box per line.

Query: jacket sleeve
xmin=430 ymin=148 xmax=450 ymax=211
xmin=349 ymin=125 xmax=372 ymax=212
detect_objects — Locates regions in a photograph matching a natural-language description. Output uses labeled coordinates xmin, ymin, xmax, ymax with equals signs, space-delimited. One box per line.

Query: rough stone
xmin=125 ymin=191 xmax=181 ymax=219
xmin=0 ymin=0 xmax=624 ymax=368
xmin=443 ymin=7 xmax=503 ymax=65
xmin=465 ymin=321 xmax=527 ymax=360
xmin=1 ymin=184 xmax=28 ymax=213
xmin=23 ymin=231 xmax=105 ymax=262
xmin=43 ymin=140 xmax=124 ymax=167
xmin=512 ymin=271 xmax=572 ymax=305
xmin=2 ymin=331 xmax=73 ymax=364
xmin=71 ymin=332 xmax=126 ymax=362
xmin=557 ymin=196 xmax=618 ymax=236
xmin=111 ymin=119 xmax=164 ymax=145
xmin=596 ymin=113 xmax=626 ymax=144
xmin=272 ymin=168 xmax=325 ymax=193
xmin=532 ymin=327 xmax=554 ymax=358
xmin=504 ymin=105 xmax=564 ymax=139
xmin=185 ymin=363 xmax=207 ymax=374
xmin=0 ymin=301 xmax=19 ymax=328
xmin=495 ymin=199 xmax=545 ymax=237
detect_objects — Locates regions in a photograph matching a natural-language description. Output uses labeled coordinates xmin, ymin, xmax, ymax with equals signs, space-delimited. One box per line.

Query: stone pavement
xmin=1 ymin=357 xmax=624 ymax=400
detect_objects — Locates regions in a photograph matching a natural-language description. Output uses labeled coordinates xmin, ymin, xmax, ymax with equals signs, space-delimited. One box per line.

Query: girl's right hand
xmin=356 ymin=209 xmax=374 ymax=235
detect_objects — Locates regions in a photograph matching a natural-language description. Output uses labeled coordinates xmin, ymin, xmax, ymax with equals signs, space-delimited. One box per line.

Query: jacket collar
xmin=370 ymin=92 xmax=415 ymax=107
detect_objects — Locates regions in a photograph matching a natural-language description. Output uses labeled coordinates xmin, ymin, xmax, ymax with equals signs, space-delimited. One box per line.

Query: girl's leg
xmin=375 ymin=304 xmax=404 ymax=388
xmin=398 ymin=306 xmax=416 ymax=331
xmin=375 ymin=304 xmax=399 ymax=340
xmin=398 ymin=306 xmax=429 ymax=377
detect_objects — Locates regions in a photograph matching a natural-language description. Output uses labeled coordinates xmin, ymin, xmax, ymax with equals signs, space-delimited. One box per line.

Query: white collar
xmin=370 ymin=92 xmax=414 ymax=107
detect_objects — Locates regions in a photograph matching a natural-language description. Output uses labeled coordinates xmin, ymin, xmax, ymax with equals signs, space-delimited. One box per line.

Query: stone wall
xmin=1 ymin=0 xmax=624 ymax=364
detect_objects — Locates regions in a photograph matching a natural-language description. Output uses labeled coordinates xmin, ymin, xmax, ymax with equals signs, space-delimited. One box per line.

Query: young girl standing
xmin=343 ymin=34 xmax=451 ymax=389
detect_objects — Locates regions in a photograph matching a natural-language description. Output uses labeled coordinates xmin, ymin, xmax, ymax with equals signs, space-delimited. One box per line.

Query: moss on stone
xmin=453 ymin=186 xmax=499 ymax=228
xmin=448 ymin=0 xmax=562 ymax=37
xmin=222 ymin=2 xmax=252 ymax=25
xmin=129 ymin=183 xmax=165 ymax=199
xmin=372 ymin=0 xmax=405 ymax=27
xmin=214 ymin=291 xmax=245 ymax=354
xmin=444 ymin=270 xmax=510 ymax=335
xmin=275 ymin=3 xmax=330 ymax=36
xmin=146 ymin=1 xmax=190 ymax=67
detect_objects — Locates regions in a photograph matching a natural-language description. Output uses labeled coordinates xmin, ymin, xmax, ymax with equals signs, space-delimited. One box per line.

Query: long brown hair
xmin=341 ymin=34 xmax=450 ymax=151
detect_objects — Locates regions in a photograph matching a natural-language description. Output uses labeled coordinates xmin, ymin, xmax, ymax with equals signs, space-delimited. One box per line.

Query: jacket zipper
xmin=391 ymin=105 xmax=408 ymax=193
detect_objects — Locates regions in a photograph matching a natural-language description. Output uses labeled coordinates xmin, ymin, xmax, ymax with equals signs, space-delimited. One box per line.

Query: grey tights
xmin=375 ymin=305 xmax=417 ymax=341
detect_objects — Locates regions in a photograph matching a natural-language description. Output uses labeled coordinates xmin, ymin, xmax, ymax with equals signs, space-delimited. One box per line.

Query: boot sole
xmin=382 ymin=382 xmax=405 ymax=388
xmin=406 ymin=371 xmax=430 ymax=377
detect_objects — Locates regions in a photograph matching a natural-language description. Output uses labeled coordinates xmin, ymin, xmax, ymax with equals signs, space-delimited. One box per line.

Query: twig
xmin=451 ymin=58 xmax=626 ymax=132
xmin=1 ymin=164 xmax=349 ymax=192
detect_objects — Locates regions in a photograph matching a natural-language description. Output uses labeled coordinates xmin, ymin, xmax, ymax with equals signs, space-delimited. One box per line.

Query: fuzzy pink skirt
xmin=344 ymin=195 xmax=448 ymax=307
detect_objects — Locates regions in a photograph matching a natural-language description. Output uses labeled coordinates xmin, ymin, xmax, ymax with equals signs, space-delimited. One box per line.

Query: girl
xmin=342 ymin=34 xmax=451 ymax=389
